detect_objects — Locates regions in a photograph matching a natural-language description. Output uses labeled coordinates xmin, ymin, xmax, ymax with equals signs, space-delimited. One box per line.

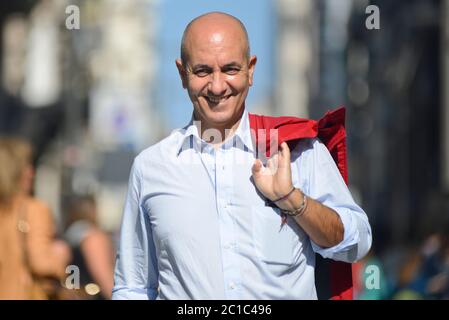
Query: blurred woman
xmin=0 ymin=137 xmax=71 ymax=299
xmin=64 ymin=195 xmax=114 ymax=299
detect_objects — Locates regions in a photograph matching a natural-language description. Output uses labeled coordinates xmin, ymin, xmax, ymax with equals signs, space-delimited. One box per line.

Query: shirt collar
xmin=232 ymin=109 xmax=254 ymax=152
xmin=176 ymin=109 xmax=254 ymax=155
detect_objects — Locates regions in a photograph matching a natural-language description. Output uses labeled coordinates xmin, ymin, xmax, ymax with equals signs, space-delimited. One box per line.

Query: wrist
xmin=272 ymin=186 xmax=295 ymax=203
xmin=276 ymin=188 xmax=304 ymax=212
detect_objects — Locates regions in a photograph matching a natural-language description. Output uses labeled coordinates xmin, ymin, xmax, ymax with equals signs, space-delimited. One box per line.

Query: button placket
xmin=215 ymin=148 xmax=240 ymax=298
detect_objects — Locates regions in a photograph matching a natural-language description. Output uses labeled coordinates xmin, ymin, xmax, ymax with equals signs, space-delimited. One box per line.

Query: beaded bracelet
xmin=281 ymin=194 xmax=308 ymax=217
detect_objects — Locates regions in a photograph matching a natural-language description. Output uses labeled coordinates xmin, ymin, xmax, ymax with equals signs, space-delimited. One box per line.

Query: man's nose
xmin=208 ymin=72 xmax=227 ymax=96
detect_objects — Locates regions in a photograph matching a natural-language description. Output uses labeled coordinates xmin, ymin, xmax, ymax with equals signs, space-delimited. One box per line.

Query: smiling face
xmin=176 ymin=13 xmax=257 ymax=135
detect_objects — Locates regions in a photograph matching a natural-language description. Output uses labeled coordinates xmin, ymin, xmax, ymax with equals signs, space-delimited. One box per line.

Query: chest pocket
xmin=251 ymin=205 xmax=296 ymax=266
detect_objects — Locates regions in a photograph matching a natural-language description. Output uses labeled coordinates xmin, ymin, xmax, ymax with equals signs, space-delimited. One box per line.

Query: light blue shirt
xmin=112 ymin=110 xmax=372 ymax=300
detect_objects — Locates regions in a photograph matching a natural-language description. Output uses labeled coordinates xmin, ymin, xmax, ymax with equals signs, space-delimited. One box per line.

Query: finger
xmin=279 ymin=142 xmax=291 ymax=167
xmin=280 ymin=142 xmax=290 ymax=158
xmin=266 ymin=157 xmax=273 ymax=169
xmin=251 ymin=159 xmax=263 ymax=175
xmin=267 ymin=155 xmax=279 ymax=173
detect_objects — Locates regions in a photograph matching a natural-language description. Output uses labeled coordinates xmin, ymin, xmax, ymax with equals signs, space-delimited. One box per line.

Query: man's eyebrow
xmin=191 ymin=64 xmax=212 ymax=71
xmin=190 ymin=62 xmax=243 ymax=71
xmin=222 ymin=62 xmax=242 ymax=68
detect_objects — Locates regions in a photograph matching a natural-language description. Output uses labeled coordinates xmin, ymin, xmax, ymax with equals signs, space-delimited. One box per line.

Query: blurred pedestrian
xmin=0 ymin=136 xmax=71 ymax=299
xmin=64 ymin=195 xmax=115 ymax=299
xmin=391 ymin=250 xmax=425 ymax=300
xmin=422 ymin=234 xmax=449 ymax=299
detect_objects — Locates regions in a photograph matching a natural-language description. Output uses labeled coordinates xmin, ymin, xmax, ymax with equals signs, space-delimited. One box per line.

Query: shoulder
xmin=290 ymin=137 xmax=327 ymax=162
xmin=23 ymin=197 xmax=55 ymax=230
xmin=83 ymin=228 xmax=110 ymax=246
xmin=24 ymin=197 xmax=51 ymax=216
xmin=65 ymin=220 xmax=94 ymax=246
xmin=132 ymin=127 xmax=188 ymax=172
xmin=80 ymin=228 xmax=113 ymax=255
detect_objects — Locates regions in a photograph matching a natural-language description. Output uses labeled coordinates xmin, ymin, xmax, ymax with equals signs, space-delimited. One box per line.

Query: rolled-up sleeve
xmin=296 ymin=139 xmax=372 ymax=263
xmin=112 ymin=159 xmax=159 ymax=300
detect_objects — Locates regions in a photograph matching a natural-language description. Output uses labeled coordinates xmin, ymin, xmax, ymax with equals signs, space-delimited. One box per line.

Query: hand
xmin=251 ymin=142 xmax=294 ymax=202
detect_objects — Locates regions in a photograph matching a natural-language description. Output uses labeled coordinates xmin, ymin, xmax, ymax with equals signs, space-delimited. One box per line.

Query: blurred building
xmin=275 ymin=0 xmax=319 ymax=118
xmin=345 ymin=0 xmax=448 ymax=249
xmin=0 ymin=0 xmax=161 ymax=231
xmin=69 ymin=0 xmax=160 ymax=231
xmin=443 ymin=0 xmax=449 ymax=193
xmin=276 ymin=0 xmax=449 ymax=251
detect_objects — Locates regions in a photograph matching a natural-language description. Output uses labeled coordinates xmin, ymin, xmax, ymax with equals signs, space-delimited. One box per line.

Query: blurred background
xmin=0 ymin=0 xmax=448 ymax=299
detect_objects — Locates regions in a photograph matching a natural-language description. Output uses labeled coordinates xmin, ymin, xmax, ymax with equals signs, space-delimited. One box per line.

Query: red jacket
xmin=248 ymin=107 xmax=353 ymax=300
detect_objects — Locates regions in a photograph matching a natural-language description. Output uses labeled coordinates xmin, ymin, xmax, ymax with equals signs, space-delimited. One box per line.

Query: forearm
xmin=278 ymin=189 xmax=344 ymax=248
xmin=28 ymin=240 xmax=67 ymax=278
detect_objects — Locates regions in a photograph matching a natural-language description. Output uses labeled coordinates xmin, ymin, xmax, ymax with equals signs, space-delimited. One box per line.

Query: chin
xmin=207 ymin=109 xmax=240 ymax=125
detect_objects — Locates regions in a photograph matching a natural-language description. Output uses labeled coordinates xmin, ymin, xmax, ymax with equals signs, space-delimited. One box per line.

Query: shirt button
xmin=224 ymin=243 xmax=235 ymax=250
xmin=228 ymin=282 xmax=236 ymax=290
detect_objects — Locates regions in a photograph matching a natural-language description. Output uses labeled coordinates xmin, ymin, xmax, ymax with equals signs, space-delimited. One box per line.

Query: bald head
xmin=180 ymin=12 xmax=250 ymax=66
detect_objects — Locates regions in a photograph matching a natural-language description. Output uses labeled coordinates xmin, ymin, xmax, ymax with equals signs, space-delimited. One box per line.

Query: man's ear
xmin=176 ymin=59 xmax=187 ymax=89
xmin=248 ymin=55 xmax=257 ymax=86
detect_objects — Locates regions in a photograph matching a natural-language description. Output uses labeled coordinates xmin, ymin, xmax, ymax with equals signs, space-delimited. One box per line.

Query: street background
xmin=0 ymin=0 xmax=448 ymax=299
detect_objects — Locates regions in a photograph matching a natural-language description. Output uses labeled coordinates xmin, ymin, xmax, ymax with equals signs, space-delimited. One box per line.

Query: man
xmin=112 ymin=12 xmax=372 ymax=300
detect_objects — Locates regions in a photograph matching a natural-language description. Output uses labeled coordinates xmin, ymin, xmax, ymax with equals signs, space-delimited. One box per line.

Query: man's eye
xmin=225 ymin=68 xmax=240 ymax=75
xmin=194 ymin=70 xmax=210 ymax=77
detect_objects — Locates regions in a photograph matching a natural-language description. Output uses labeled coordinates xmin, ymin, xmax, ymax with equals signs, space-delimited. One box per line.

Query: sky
xmin=156 ymin=0 xmax=276 ymax=130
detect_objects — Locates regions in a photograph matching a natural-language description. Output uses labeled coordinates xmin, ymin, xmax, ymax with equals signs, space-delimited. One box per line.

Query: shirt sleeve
xmin=112 ymin=159 xmax=159 ymax=300
xmin=295 ymin=138 xmax=372 ymax=263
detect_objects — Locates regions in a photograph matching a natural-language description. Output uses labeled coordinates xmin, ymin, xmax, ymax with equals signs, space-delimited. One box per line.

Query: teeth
xmin=207 ymin=96 xmax=228 ymax=103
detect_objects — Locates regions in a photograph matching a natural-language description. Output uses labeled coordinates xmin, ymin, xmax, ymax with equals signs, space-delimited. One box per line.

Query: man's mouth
xmin=205 ymin=95 xmax=231 ymax=104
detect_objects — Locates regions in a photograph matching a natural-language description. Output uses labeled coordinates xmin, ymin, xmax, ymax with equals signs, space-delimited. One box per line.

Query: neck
xmin=194 ymin=108 xmax=244 ymax=147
